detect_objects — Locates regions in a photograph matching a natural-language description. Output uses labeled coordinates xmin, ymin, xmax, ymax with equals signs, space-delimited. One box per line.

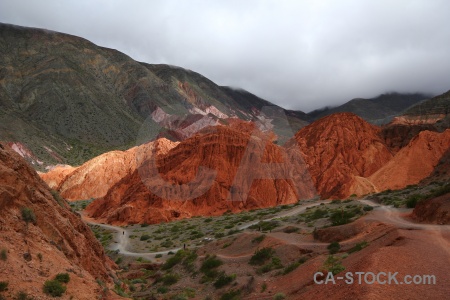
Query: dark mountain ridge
xmin=308 ymin=92 xmax=431 ymax=124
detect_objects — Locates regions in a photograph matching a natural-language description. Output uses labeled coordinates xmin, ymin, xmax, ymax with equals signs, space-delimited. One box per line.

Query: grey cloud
xmin=1 ymin=0 xmax=450 ymax=112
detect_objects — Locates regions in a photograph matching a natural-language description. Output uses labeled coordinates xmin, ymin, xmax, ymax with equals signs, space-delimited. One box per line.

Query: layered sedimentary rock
xmin=40 ymin=138 xmax=177 ymax=200
xmin=0 ymin=143 xmax=117 ymax=298
xmin=86 ymin=124 xmax=316 ymax=225
xmin=368 ymin=130 xmax=450 ymax=191
xmin=39 ymin=164 xmax=78 ymax=189
xmin=292 ymin=113 xmax=393 ymax=199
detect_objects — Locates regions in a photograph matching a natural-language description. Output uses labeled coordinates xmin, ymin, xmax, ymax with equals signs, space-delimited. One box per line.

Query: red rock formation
xmin=0 ymin=143 xmax=117 ymax=298
xmin=292 ymin=113 xmax=393 ymax=199
xmin=368 ymin=130 xmax=450 ymax=191
xmin=40 ymin=138 xmax=178 ymax=200
xmin=86 ymin=125 xmax=316 ymax=225
xmin=39 ymin=164 xmax=78 ymax=189
xmin=421 ymin=147 xmax=450 ymax=184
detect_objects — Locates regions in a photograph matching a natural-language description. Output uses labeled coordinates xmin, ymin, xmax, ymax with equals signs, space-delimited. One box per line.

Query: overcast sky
xmin=1 ymin=0 xmax=450 ymax=112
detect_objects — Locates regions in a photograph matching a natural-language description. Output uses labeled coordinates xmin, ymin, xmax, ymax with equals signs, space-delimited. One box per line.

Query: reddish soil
xmin=411 ymin=192 xmax=450 ymax=224
xmin=0 ymin=143 xmax=120 ymax=299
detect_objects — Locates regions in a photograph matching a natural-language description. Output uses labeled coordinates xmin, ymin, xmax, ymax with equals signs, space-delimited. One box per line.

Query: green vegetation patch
xmin=249 ymin=247 xmax=275 ymax=266
xmin=43 ymin=280 xmax=66 ymax=297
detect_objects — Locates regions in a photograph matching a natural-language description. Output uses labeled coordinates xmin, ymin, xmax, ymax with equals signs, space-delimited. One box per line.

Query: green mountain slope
xmin=0 ymin=23 xmax=310 ymax=168
xmin=403 ymin=90 xmax=450 ymax=117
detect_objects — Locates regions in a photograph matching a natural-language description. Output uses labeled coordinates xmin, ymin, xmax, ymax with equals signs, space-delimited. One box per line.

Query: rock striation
xmin=0 ymin=143 xmax=117 ymax=298
xmin=292 ymin=113 xmax=393 ymax=199
xmin=368 ymin=130 xmax=450 ymax=191
xmin=85 ymin=124 xmax=316 ymax=225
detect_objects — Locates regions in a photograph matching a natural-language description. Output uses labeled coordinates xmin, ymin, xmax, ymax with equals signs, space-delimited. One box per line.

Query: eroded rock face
xmin=39 ymin=164 xmax=78 ymax=189
xmin=0 ymin=143 xmax=116 ymax=298
xmin=292 ymin=113 xmax=393 ymax=199
xmin=411 ymin=192 xmax=450 ymax=224
xmin=86 ymin=124 xmax=316 ymax=225
xmin=368 ymin=130 xmax=450 ymax=191
xmin=40 ymin=138 xmax=178 ymax=200
xmin=380 ymin=123 xmax=437 ymax=153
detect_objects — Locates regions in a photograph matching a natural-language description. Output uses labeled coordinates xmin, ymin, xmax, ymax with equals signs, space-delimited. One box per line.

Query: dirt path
xmin=82 ymin=200 xmax=331 ymax=258
xmin=82 ymin=199 xmax=450 ymax=259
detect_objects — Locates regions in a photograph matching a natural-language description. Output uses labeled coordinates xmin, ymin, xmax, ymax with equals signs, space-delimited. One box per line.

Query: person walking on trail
xmin=123 ymin=231 xmax=124 ymax=235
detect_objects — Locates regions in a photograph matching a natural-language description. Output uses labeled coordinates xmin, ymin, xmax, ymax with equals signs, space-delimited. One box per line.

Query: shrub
xmin=0 ymin=249 xmax=6 ymax=261
xmin=200 ymin=255 xmax=223 ymax=281
xmin=283 ymin=226 xmax=299 ymax=233
xmin=43 ymin=280 xmax=66 ymax=297
xmin=348 ymin=241 xmax=369 ymax=253
xmin=182 ymin=251 xmax=198 ymax=272
xmin=249 ymin=220 xmax=279 ymax=231
xmin=429 ymin=183 xmax=450 ymax=198
xmin=220 ymin=289 xmax=241 ymax=300
xmin=55 ymin=273 xmax=70 ymax=283
xmin=329 ymin=210 xmax=356 ymax=226
xmin=50 ymin=190 xmax=65 ymax=207
xmin=160 ymin=240 xmax=174 ymax=248
xmin=298 ymin=256 xmax=308 ymax=264
xmin=162 ymin=249 xmax=189 ymax=270
xmin=258 ymin=257 xmax=283 ymax=274
xmin=251 ymin=235 xmax=266 ymax=243
xmin=214 ymin=273 xmax=235 ymax=288
xmin=261 ymin=282 xmax=267 ymax=292
xmin=406 ymin=194 xmax=424 ymax=208
xmin=214 ymin=232 xmax=225 ymax=239
xmin=0 ymin=281 xmax=8 ymax=291
xmin=140 ymin=234 xmax=151 ymax=241
xmin=363 ymin=205 xmax=373 ymax=211
xmin=37 ymin=253 xmax=43 ymax=262
xmin=227 ymin=229 xmax=241 ymax=236
xmin=274 ymin=293 xmax=286 ymax=300
xmin=323 ymin=255 xmax=345 ymax=275
xmin=327 ymin=241 xmax=341 ymax=254
xmin=21 ymin=207 xmax=36 ymax=225
xmin=161 ymin=273 xmax=179 ymax=285
xmin=155 ymin=254 xmax=162 ymax=258
xmin=114 ymin=283 xmax=127 ymax=297
xmin=157 ymin=286 xmax=168 ymax=294
xmin=282 ymin=262 xmax=300 ymax=274
xmin=201 ymin=255 xmax=223 ymax=272
xmin=14 ymin=291 xmax=32 ymax=300
xmin=249 ymin=247 xmax=274 ymax=266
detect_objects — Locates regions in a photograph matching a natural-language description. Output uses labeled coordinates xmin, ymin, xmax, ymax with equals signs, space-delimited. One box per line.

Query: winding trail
xmin=82 ymin=200 xmax=330 ymax=259
xmin=82 ymin=199 xmax=450 ymax=259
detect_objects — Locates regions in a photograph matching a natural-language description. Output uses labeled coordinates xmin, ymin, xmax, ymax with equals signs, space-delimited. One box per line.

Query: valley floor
xmin=79 ymin=197 xmax=450 ymax=299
